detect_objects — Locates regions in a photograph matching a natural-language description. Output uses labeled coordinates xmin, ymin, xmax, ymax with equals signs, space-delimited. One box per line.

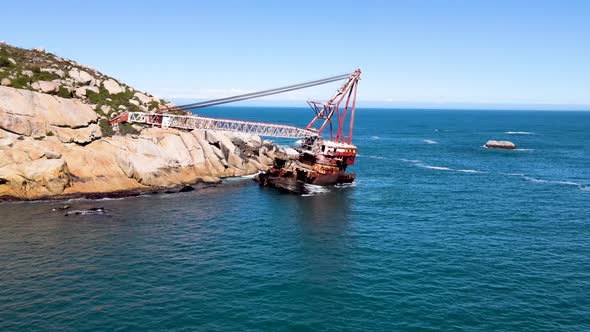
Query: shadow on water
xmin=289 ymin=188 xmax=356 ymax=287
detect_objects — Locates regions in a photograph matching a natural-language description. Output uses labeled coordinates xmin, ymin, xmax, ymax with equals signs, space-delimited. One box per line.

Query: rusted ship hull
xmin=255 ymin=137 xmax=357 ymax=194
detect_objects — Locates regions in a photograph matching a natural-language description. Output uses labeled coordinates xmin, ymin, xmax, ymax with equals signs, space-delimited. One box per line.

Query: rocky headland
xmin=0 ymin=42 xmax=279 ymax=200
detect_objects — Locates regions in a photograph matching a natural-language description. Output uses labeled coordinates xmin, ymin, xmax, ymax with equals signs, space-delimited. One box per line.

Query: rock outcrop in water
xmin=0 ymin=43 xmax=280 ymax=200
xmin=484 ymin=140 xmax=516 ymax=150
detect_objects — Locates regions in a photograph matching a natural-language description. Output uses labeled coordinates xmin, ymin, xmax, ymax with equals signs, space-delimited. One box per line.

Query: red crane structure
xmin=110 ymin=69 xmax=362 ymax=193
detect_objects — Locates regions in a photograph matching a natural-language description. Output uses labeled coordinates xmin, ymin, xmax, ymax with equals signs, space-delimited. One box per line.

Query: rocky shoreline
xmin=0 ymin=43 xmax=280 ymax=201
xmin=0 ymin=181 xmax=222 ymax=202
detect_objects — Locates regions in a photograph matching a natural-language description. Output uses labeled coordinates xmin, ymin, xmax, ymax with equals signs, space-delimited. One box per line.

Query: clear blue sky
xmin=1 ymin=0 xmax=589 ymax=109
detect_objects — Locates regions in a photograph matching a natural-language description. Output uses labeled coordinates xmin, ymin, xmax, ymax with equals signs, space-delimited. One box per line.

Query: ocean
xmin=1 ymin=108 xmax=589 ymax=331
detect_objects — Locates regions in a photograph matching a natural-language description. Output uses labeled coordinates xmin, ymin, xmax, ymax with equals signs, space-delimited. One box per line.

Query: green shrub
xmin=32 ymin=71 xmax=59 ymax=81
xmin=46 ymin=131 xmax=54 ymax=136
xmin=57 ymin=87 xmax=72 ymax=99
xmin=148 ymin=101 xmax=160 ymax=110
xmin=0 ymin=57 xmax=14 ymax=68
xmin=11 ymin=76 xmax=30 ymax=89
xmin=99 ymin=118 xmax=114 ymax=137
xmin=119 ymin=122 xmax=139 ymax=135
xmin=95 ymin=105 xmax=106 ymax=117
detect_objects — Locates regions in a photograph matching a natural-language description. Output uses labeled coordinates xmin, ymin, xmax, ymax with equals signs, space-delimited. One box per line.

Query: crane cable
xmin=167 ymin=72 xmax=352 ymax=111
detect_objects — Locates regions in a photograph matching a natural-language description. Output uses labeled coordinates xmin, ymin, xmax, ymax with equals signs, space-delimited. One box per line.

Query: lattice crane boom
xmin=110 ymin=70 xmax=361 ymax=140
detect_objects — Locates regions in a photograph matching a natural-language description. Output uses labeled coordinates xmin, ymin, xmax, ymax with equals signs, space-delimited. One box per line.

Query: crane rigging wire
xmin=166 ymin=72 xmax=352 ymax=111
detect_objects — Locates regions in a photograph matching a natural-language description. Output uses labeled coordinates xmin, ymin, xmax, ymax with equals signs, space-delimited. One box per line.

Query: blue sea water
xmin=1 ymin=108 xmax=589 ymax=331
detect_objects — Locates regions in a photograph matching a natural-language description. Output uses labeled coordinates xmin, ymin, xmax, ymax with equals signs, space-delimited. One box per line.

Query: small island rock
xmin=485 ymin=140 xmax=516 ymax=150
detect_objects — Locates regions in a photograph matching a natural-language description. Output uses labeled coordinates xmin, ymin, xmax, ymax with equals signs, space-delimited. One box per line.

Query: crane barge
xmin=109 ymin=69 xmax=361 ymax=194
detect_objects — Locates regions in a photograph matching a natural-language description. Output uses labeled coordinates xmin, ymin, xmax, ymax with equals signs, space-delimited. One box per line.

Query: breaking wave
xmin=423 ymin=139 xmax=438 ymax=144
xmin=419 ymin=165 xmax=452 ymax=171
xmin=400 ymin=159 xmax=421 ymax=163
xmin=301 ymin=184 xmax=331 ymax=196
xmin=457 ymin=169 xmax=484 ymax=173
xmin=371 ymin=136 xmax=381 ymax=140
xmin=401 ymin=158 xmax=483 ymax=174
xmin=508 ymin=173 xmax=588 ymax=191
xmin=505 ymin=131 xmax=534 ymax=135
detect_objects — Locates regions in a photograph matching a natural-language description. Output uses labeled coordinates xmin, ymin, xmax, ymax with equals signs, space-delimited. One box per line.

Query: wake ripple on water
xmin=400 ymin=159 xmax=484 ymax=174
xmin=400 ymin=159 xmax=587 ymax=192
xmin=423 ymin=139 xmax=438 ymax=144
xmin=500 ymin=173 xmax=589 ymax=192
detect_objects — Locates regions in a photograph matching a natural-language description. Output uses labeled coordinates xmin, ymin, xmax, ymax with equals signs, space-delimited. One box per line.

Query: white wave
xmin=514 ymin=148 xmax=535 ymax=151
xmin=301 ymin=184 xmax=331 ymax=196
xmin=418 ymin=165 xmax=453 ymax=171
xmin=555 ymin=181 xmax=581 ymax=186
xmin=400 ymin=159 xmax=421 ymax=163
xmin=92 ymin=197 xmax=126 ymax=201
xmin=335 ymin=182 xmax=358 ymax=188
xmin=505 ymin=131 xmax=534 ymax=135
xmin=457 ymin=169 xmax=484 ymax=174
xmin=222 ymin=174 xmax=257 ymax=183
xmin=366 ymin=155 xmax=387 ymax=160
xmin=295 ymin=139 xmax=303 ymax=145
xmin=423 ymin=139 xmax=438 ymax=144
xmin=371 ymin=136 xmax=381 ymax=140
xmin=502 ymin=172 xmax=526 ymax=177
xmin=524 ymin=176 xmax=547 ymax=183
xmin=403 ymin=159 xmax=483 ymax=174
xmin=580 ymin=186 xmax=590 ymax=192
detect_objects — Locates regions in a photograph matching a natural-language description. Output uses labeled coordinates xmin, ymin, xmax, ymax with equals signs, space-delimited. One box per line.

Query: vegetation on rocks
xmin=0 ymin=42 xmax=281 ymax=201
xmin=0 ymin=42 xmax=175 ymax=136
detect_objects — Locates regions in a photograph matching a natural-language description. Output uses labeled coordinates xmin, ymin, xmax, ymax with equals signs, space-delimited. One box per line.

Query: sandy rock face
xmin=0 ymin=83 xmax=279 ymax=200
xmin=0 ymin=157 xmax=72 ymax=198
xmin=0 ymin=86 xmax=98 ymax=137
xmin=0 ymin=119 xmax=279 ymax=200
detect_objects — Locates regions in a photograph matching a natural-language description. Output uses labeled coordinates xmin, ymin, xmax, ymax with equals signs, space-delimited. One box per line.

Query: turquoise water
xmin=1 ymin=108 xmax=589 ymax=331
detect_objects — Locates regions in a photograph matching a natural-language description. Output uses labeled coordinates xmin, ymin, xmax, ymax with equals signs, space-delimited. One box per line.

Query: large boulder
xmin=31 ymin=80 xmax=60 ymax=94
xmin=0 ymin=86 xmax=98 ymax=137
xmin=68 ymin=68 xmax=94 ymax=85
xmin=0 ymin=158 xmax=72 ymax=198
xmin=485 ymin=140 xmax=516 ymax=150
xmin=21 ymin=70 xmax=34 ymax=78
xmin=53 ymin=123 xmax=102 ymax=144
xmin=102 ymin=79 xmax=124 ymax=94
xmin=133 ymin=92 xmax=158 ymax=104
xmin=75 ymin=86 xmax=99 ymax=97
xmin=41 ymin=68 xmax=65 ymax=78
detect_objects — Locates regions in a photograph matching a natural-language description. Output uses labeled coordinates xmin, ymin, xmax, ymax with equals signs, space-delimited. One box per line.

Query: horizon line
xmin=170 ymin=98 xmax=590 ymax=112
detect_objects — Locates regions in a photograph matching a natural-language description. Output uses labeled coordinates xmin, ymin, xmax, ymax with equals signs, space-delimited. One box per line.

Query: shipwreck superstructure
xmin=110 ymin=69 xmax=362 ymax=194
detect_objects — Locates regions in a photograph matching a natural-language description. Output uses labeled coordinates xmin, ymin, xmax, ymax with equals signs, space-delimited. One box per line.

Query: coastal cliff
xmin=0 ymin=43 xmax=279 ymax=200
